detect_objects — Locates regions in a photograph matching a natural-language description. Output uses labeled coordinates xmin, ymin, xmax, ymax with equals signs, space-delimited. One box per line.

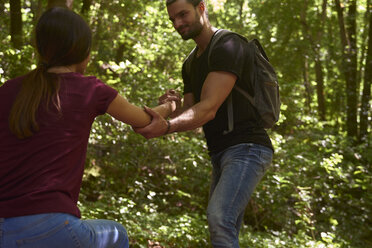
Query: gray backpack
xmin=184 ymin=29 xmax=281 ymax=133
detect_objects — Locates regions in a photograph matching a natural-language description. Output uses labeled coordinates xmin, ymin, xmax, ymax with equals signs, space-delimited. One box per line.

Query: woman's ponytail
xmin=8 ymin=7 xmax=91 ymax=139
xmin=9 ymin=65 xmax=60 ymax=139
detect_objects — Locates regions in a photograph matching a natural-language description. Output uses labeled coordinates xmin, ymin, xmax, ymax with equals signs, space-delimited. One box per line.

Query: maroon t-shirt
xmin=0 ymin=72 xmax=118 ymax=218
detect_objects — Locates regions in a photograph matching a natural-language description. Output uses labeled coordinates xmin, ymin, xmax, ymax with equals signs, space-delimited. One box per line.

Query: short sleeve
xmin=91 ymin=78 xmax=118 ymax=115
xmin=208 ymin=34 xmax=246 ymax=80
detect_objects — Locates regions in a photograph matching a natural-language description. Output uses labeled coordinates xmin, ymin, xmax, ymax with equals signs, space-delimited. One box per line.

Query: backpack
xmin=183 ymin=29 xmax=280 ymax=133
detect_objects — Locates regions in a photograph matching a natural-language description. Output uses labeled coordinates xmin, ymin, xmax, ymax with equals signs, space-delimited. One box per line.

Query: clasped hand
xmin=133 ymin=89 xmax=181 ymax=139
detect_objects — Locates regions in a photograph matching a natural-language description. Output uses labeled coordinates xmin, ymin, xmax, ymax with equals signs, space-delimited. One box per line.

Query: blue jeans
xmin=207 ymin=143 xmax=273 ymax=248
xmin=0 ymin=213 xmax=129 ymax=248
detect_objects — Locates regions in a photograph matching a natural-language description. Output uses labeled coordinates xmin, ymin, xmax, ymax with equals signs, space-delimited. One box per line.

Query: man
xmin=135 ymin=0 xmax=273 ymax=247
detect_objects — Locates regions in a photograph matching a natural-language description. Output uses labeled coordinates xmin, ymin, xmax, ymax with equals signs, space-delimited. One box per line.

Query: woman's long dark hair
xmin=9 ymin=7 xmax=92 ymax=139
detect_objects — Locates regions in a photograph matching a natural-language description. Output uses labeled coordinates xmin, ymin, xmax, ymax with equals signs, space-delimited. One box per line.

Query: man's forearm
xmin=168 ymin=101 xmax=215 ymax=133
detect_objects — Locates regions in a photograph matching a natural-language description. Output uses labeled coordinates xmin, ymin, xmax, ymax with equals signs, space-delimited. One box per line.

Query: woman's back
xmin=0 ymin=72 xmax=117 ymax=218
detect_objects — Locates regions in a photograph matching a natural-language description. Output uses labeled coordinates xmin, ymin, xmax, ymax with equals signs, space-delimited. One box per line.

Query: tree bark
xmin=300 ymin=0 xmax=327 ymax=121
xmin=326 ymin=15 xmax=342 ymax=129
xmin=47 ymin=0 xmax=73 ymax=9
xmin=115 ymin=43 xmax=126 ymax=63
xmin=10 ymin=0 xmax=23 ymax=49
xmin=315 ymin=0 xmax=328 ymax=121
xmin=81 ymin=0 xmax=92 ymax=14
xmin=356 ymin=0 xmax=371 ymax=94
xmin=359 ymin=3 xmax=372 ymax=142
xmin=334 ymin=0 xmax=358 ymax=138
xmin=31 ymin=0 xmax=43 ymax=23
xmin=0 ymin=1 xmax=4 ymax=16
xmin=314 ymin=58 xmax=326 ymax=120
xmin=303 ymin=57 xmax=313 ymax=113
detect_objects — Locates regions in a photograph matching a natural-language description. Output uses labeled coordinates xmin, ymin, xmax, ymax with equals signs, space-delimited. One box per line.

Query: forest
xmin=0 ymin=0 xmax=371 ymax=247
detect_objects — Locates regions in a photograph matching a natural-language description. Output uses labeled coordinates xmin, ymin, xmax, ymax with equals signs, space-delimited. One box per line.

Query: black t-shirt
xmin=182 ymin=31 xmax=273 ymax=154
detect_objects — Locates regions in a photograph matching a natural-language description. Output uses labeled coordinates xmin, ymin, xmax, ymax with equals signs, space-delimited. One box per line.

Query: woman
xmin=0 ymin=7 xmax=175 ymax=248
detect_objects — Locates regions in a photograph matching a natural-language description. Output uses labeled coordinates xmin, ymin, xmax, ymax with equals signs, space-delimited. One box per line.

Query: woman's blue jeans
xmin=208 ymin=143 xmax=273 ymax=248
xmin=0 ymin=213 xmax=129 ymax=248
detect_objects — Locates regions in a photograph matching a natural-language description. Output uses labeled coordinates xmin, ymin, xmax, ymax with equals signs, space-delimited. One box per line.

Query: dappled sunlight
xmin=1 ymin=0 xmax=370 ymax=247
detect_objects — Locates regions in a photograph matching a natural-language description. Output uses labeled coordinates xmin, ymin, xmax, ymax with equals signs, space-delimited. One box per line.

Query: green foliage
xmin=1 ymin=0 xmax=371 ymax=247
xmin=246 ymin=124 xmax=372 ymax=248
xmin=80 ymin=118 xmax=371 ymax=247
xmin=80 ymin=130 xmax=211 ymax=247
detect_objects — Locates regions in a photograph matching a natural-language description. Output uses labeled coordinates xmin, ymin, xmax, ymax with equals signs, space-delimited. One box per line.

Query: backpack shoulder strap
xmin=251 ymin=39 xmax=270 ymax=61
xmin=183 ymin=47 xmax=197 ymax=77
xmin=207 ymin=29 xmax=236 ymax=134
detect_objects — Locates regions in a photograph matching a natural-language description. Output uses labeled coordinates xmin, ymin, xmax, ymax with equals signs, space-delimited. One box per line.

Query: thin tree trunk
xmin=10 ymin=0 xmax=23 ymax=49
xmin=326 ymin=15 xmax=342 ymax=129
xmin=300 ymin=0 xmax=327 ymax=121
xmin=315 ymin=59 xmax=326 ymax=120
xmin=334 ymin=0 xmax=358 ymax=138
xmin=0 ymin=1 xmax=4 ymax=16
xmin=303 ymin=57 xmax=312 ymax=113
xmin=359 ymin=3 xmax=372 ymax=142
xmin=47 ymin=0 xmax=73 ymax=9
xmin=29 ymin=0 xmax=43 ymax=47
xmin=115 ymin=43 xmax=126 ymax=63
xmin=31 ymin=0 xmax=43 ymax=23
xmin=356 ymin=0 xmax=371 ymax=94
xmin=238 ymin=0 xmax=244 ymax=21
xmin=81 ymin=0 xmax=92 ymax=14
xmin=316 ymin=0 xmax=328 ymax=121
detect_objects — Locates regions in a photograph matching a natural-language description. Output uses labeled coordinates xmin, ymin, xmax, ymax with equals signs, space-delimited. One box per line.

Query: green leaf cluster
xmin=1 ymin=0 xmax=371 ymax=247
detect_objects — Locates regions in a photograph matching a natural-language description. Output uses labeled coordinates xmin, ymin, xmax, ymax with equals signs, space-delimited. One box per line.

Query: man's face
xmin=167 ymin=0 xmax=204 ymax=40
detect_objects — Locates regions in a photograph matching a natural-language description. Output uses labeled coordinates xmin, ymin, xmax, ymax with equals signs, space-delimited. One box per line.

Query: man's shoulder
xmin=209 ymin=30 xmax=247 ymax=59
xmin=218 ymin=34 xmax=246 ymax=48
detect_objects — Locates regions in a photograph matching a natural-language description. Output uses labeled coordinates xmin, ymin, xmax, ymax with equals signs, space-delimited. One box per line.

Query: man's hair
xmin=166 ymin=0 xmax=203 ymax=7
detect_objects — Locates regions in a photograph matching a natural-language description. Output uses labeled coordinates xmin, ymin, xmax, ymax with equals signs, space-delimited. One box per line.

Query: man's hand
xmin=159 ymin=89 xmax=182 ymax=118
xmin=133 ymin=106 xmax=169 ymax=139
xmin=159 ymin=89 xmax=181 ymax=105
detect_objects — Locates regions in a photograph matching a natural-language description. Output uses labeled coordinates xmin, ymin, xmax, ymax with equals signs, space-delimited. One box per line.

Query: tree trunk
xmin=47 ymin=0 xmax=73 ymax=9
xmin=316 ymin=0 xmax=328 ymax=121
xmin=334 ymin=0 xmax=358 ymax=138
xmin=300 ymin=0 xmax=327 ymax=121
xmin=315 ymin=58 xmax=326 ymax=120
xmin=0 ymin=1 xmax=4 ymax=16
xmin=359 ymin=4 xmax=372 ymax=142
xmin=29 ymin=0 xmax=43 ymax=47
xmin=357 ymin=0 xmax=371 ymax=95
xmin=115 ymin=43 xmax=126 ymax=63
xmin=31 ymin=0 xmax=43 ymax=23
xmin=326 ymin=15 xmax=342 ymax=129
xmin=303 ymin=57 xmax=312 ymax=114
xmin=10 ymin=0 xmax=23 ymax=49
xmin=81 ymin=0 xmax=92 ymax=14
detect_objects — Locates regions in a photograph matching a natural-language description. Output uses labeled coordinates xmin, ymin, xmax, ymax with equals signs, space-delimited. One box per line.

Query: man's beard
xmin=179 ymin=22 xmax=203 ymax=40
xmin=178 ymin=12 xmax=203 ymax=40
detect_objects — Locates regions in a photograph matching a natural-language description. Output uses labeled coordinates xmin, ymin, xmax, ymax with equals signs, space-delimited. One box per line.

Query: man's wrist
xmin=165 ymin=120 xmax=171 ymax=135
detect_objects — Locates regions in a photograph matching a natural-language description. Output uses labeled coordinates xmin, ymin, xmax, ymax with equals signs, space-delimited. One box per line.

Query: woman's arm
xmin=106 ymin=94 xmax=176 ymax=128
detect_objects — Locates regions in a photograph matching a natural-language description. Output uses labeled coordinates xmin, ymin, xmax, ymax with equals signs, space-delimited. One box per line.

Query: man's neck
xmin=194 ymin=25 xmax=218 ymax=56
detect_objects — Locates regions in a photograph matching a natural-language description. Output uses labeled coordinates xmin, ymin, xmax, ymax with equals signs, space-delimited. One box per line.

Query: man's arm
xmin=134 ymin=71 xmax=236 ymax=139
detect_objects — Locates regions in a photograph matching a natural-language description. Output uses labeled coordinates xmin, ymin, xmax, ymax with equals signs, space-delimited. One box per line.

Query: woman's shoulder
xmin=60 ymin=72 xmax=104 ymax=85
xmin=0 ymin=75 xmax=26 ymax=91
xmin=59 ymin=73 xmax=116 ymax=97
